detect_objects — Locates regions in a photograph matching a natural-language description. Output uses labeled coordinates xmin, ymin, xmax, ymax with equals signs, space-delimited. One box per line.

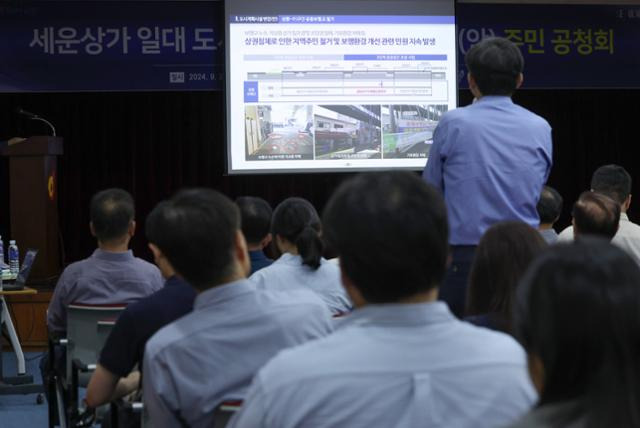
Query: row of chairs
xmin=47 ymin=303 xmax=243 ymax=428
xmin=48 ymin=303 xmax=125 ymax=428
xmin=108 ymin=398 xmax=243 ymax=428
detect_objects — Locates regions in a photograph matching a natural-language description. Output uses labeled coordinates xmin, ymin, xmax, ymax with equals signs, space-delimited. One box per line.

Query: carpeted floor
xmin=0 ymin=351 xmax=47 ymax=428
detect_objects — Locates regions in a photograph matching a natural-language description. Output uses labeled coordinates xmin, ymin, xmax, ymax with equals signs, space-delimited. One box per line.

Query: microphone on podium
xmin=15 ymin=107 xmax=57 ymax=136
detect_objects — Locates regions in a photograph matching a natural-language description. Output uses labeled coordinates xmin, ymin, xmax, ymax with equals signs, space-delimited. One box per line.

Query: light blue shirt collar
xmin=275 ymin=252 xmax=304 ymax=265
xmin=92 ymin=248 xmax=134 ymax=262
xmin=475 ymin=95 xmax=514 ymax=106
xmin=194 ymin=279 xmax=253 ymax=310
xmin=342 ymin=301 xmax=454 ymax=328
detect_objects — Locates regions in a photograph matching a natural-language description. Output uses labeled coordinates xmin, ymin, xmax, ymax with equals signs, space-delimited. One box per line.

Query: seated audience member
xmin=465 ymin=222 xmax=547 ymax=333
xmin=536 ymin=185 xmax=563 ymax=244
xmin=42 ymin=189 xmax=162 ymax=382
xmin=509 ymin=240 xmax=640 ymax=427
xmin=250 ymin=197 xmax=352 ymax=315
xmin=571 ymin=191 xmax=620 ymax=241
xmin=558 ymin=164 xmax=640 ymax=263
xmin=230 ymin=172 xmax=536 ymax=428
xmin=85 ymin=222 xmax=198 ymax=408
xmin=47 ymin=189 xmax=163 ymax=333
xmin=236 ymin=196 xmax=274 ymax=274
xmin=143 ymin=189 xmax=333 ymax=428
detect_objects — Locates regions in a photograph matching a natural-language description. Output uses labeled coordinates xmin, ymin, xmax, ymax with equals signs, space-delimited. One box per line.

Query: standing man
xmin=423 ymin=37 xmax=552 ymax=317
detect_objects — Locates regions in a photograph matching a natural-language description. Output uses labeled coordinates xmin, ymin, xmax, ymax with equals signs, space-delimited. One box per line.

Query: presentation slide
xmin=226 ymin=0 xmax=456 ymax=173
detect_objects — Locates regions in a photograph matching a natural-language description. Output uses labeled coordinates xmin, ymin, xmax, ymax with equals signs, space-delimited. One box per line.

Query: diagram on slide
xmin=244 ymin=60 xmax=449 ymax=102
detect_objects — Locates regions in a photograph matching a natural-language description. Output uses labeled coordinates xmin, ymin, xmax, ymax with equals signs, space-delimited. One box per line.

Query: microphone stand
xmin=16 ymin=108 xmax=57 ymax=137
xmin=29 ymin=116 xmax=57 ymax=137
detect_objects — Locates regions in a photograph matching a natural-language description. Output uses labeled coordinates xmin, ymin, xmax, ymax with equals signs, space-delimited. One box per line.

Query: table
xmin=0 ymin=287 xmax=43 ymax=395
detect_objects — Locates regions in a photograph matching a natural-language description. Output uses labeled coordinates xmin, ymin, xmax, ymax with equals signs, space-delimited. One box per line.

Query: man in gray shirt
xmin=230 ymin=172 xmax=535 ymax=428
xmin=42 ymin=188 xmax=162 ymax=406
xmin=143 ymin=189 xmax=333 ymax=428
xmin=46 ymin=188 xmax=162 ymax=334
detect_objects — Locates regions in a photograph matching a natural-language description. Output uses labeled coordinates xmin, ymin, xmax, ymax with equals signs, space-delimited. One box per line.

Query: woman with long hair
xmin=249 ymin=197 xmax=351 ymax=315
xmin=465 ymin=222 xmax=547 ymax=333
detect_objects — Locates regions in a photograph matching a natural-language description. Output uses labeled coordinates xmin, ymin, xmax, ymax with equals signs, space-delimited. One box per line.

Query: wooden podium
xmin=1 ymin=136 xmax=63 ymax=285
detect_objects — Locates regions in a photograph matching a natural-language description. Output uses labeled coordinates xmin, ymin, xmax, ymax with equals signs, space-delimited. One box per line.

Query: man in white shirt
xmin=230 ymin=172 xmax=536 ymax=428
xmin=558 ymin=165 xmax=640 ymax=264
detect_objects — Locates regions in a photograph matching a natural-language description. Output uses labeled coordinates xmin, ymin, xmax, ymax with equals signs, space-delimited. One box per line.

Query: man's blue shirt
xmin=423 ymin=96 xmax=552 ymax=245
xmin=249 ymin=250 xmax=273 ymax=275
xmin=47 ymin=249 xmax=163 ymax=333
xmin=99 ymin=275 xmax=196 ymax=377
xmin=229 ymin=302 xmax=536 ymax=428
xmin=143 ymin=278 xmax=333 ymax=428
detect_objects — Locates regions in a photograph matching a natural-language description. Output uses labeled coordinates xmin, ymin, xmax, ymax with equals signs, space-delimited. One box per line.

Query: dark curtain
xmin=1 ymin=89 xmax=639 ymax=266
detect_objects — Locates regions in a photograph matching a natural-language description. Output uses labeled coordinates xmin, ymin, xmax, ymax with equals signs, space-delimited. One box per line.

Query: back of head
xmin=537 ymin=186 xmax=563 ymax=225
xmin=572 ymin=191 xmax=620 ymax=240
xmin=236 ymin=196 xmax=273 ymax=245
xmin=90 ymin=188 xmax=135 ymax=243
xmin=466 ymin=222 xmax=547 ymax=332
xmin=590 ymin=164 xmax=631 ymax=205
xmin=271 ymin=198 xmax=323 ymax=270
xmin=465 ymin=37 xmax=524 ymax=96
xmin=514 ymin=240 xmax=640 ymax=426
xmin=323 ymin=171 xmax=448 ymax=303
xmin=146 ymin=188 xmax=241 ymax=291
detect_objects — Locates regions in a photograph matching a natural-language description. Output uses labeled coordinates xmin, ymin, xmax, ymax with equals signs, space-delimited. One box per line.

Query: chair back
xmin=66 ymin=303 xmax=126 ymax=386
xmin=214 ymin=400 xmax=243 ymax=427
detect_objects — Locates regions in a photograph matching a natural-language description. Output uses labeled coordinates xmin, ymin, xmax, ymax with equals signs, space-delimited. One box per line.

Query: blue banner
xmin=457 ymin=3 xmax=639 ymax=88
xmin=1 ymin=2 xmax=639 ymax=91
xmin=0 ymin=1 xmax=223 ymax=92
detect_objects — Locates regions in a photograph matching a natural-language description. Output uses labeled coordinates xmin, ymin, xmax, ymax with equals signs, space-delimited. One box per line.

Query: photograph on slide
xmin=244 ymin=104 xmax=314 ymax=160
xmin=382 ymin=104 xmax=447 ymax=159
xmin=314 ymin=105 xmax=382 ymax=160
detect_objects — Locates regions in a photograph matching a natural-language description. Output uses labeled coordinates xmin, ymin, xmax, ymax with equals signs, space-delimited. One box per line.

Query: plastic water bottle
xmin=9 ymin=240 xmax=19 ymax=275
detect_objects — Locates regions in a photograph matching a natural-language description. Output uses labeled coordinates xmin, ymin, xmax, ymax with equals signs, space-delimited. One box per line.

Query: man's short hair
xmin=236 ymin=196 xmax=272 ymax=245
xmin=146 ymin=188 xmax=240 ymax=291
xmin=591 ymin=164 xmax=632 ymax=205
xmin=465 ymin=37 xmax=524 ymax=96
xmin=572 ymin=191 xmax=620 ymax=240
xmin=323 ymin=171 xmax=449 ymax=303
xmin=537 ymin=186 xmax=563 ymax=225
xmin=90 ymin=188 xmax=135 ymax=242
